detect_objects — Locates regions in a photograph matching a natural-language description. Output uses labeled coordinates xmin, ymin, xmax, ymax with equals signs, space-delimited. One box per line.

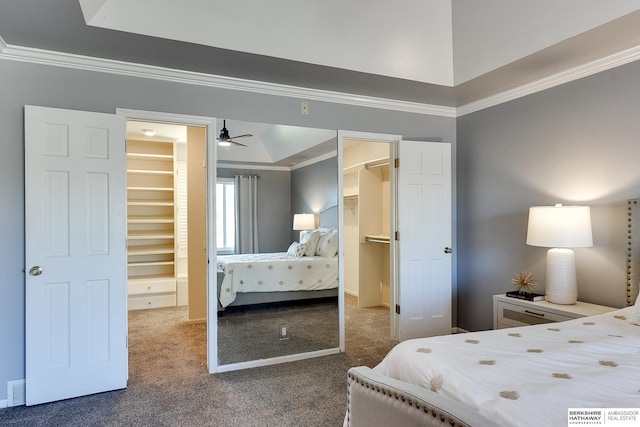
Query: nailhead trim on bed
xmin=347 ymin=372 xmax=463 ymax=427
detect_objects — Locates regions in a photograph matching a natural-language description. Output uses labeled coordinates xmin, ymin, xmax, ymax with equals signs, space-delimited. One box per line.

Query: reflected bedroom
xmin=125 ymin=118 xmax=347 ymax=371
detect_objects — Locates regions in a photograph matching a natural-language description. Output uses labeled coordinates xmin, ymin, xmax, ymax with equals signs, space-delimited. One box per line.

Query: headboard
xmin=626 ymin=199 xmax=640 ymax=306
xmin=319 ymin=205 xmax=338 ymax=229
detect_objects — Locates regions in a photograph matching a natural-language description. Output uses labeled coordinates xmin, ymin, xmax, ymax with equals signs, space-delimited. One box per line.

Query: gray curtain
xmin=235 ymin=175 xmax=259 ymax=253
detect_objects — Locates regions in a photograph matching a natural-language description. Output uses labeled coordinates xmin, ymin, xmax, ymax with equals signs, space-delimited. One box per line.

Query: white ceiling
xmin=79 ymin=0 xmax=640 ymax=86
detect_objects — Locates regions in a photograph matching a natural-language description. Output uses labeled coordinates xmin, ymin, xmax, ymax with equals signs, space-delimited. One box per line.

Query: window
xmin=216 ymin=178 xmax=236 ymax=254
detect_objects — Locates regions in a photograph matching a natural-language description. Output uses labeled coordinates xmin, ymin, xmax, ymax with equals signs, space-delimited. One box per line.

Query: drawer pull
xmin=524 ymin=309 xmax=544 ymax=317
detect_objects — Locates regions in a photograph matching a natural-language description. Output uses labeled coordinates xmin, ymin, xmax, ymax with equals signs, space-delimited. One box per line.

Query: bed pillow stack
xmin=300 ymin=230 xmax=321 ymax=256
xmin=316 ymin=228 xmax=339 ymax=258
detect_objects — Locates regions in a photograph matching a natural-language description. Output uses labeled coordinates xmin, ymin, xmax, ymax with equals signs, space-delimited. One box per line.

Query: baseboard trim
xmin=185 ymin=317 xmax=206 ymax=324
xmin=344 ymin=290 xmax=358 ymax=297
xmin=0 ymin=399 xmax=7 ymax=409
xmin=451 ymin=327 xmax=469 ymax=334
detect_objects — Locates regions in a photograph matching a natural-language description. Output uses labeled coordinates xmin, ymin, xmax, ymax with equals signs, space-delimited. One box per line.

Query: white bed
xmin=217 ymin=251 xmax=339 ymax=308
xmin=346 ymin=304 xmax=640 ymax=427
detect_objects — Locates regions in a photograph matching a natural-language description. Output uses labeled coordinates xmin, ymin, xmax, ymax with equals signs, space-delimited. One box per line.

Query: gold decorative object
xmin=512 ymin=271 xmax=537 ymax=293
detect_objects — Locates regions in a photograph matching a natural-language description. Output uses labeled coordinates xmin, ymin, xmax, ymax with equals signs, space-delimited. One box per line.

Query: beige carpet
xmin=1 ymin=295 xmax=396 ymax=426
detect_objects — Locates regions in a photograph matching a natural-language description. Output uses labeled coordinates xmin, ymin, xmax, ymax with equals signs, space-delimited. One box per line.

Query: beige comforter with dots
xmin=374 ymin=306 xmax=640 ymax=427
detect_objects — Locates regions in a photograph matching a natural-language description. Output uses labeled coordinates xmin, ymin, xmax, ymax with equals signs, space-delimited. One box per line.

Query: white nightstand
xmin=493 ymin=294 xmax=616 ymax=329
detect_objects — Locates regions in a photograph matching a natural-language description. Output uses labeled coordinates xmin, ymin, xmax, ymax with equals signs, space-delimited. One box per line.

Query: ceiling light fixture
xmin=216 ymin=120 xmax=251 ymax=147
xmin=142 ymin=129 xmax=156 ymax=137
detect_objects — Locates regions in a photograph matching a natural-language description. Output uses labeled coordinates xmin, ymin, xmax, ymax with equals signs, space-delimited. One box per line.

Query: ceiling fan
xmin=217 ymin=120 xmax=252 ymax=147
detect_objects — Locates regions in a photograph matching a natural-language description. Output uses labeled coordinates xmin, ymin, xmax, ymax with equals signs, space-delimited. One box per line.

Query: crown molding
xmin=215 ymin=162 xmax=291 ymax=172
xmin=289 ymin=151 xmax=338 ymax=171
xmin=0 ymin=41 xmax=455 ymax=117
xmin=2 ymin=39 xmax=640 ymax=118
xmin=457 ymin=44 xmax=640 ymax=117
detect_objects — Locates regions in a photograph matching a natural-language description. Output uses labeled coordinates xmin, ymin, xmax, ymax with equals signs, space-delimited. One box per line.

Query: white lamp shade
xmin=293 ymin=213 xmax=315 ymax=231
xmin=526 ymin=205 xmax=593 ymax=248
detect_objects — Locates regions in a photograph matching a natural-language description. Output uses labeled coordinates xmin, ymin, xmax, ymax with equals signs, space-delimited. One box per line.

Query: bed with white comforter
xmin=217 ymin=252 xmax=338 ymax=308
xmin=347 ymin=305 xmax=640 ymax=427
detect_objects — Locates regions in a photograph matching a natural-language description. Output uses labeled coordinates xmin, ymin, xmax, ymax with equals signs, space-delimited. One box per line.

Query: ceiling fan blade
xmin=229 ymin=140 xmax=247 ymax=147
xmin=229 ymin=133 xmax=252 ymax=139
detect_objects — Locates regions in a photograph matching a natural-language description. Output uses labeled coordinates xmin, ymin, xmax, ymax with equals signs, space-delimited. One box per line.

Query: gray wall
xmin=457 ymin=59 xmax=640 ymax=331
xmin=216 ymin=168 xmax=291 ymax=253
xmin=0 ymin=59 xmax=455 ymax=400
xmin=290 ymin=156 xmax=339 ymax=242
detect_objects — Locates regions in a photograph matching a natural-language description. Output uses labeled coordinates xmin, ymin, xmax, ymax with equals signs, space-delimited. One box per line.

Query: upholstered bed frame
xmin=346 ymin=366 xmax=499 ymax=427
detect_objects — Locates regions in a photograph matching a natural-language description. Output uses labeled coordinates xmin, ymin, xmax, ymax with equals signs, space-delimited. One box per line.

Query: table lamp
xmin=293 ymin=213 xmax=315 ymax=241
xmin=526 ymin=204 xmax=593 ymax=304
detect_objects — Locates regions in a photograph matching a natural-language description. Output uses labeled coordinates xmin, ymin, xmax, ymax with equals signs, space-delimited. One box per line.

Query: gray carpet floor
xmin=0 ymin=294 xmax=396 ymax=426
xmin=218 ymin=298 xmax=339 ymax=364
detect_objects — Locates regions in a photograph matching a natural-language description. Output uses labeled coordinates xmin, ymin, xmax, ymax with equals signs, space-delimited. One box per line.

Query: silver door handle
xmin=29 ymin=266 xmax=43 ymax=276
xmin=444 ymin=247 xmax=453 ymax=254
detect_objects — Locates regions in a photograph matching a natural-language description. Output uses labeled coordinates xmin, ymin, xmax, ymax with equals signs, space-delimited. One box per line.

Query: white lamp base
xmin=545 ymin=248 xmax=577 ymax=305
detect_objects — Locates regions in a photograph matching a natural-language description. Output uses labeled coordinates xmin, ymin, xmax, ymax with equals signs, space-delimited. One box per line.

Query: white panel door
xmin=397 ymin=141 xmax=452 ymax=340
xmin=25 ymin=106 xmax=127 ymax=405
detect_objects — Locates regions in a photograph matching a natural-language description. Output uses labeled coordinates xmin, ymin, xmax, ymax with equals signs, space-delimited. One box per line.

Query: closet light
xmin=142 ymin=129 xmax=156 ymax=137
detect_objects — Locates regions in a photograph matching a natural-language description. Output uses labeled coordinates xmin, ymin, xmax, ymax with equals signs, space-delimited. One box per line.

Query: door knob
xmin=29 ymin=266 xmax=43 ymax=276
xmin=444 ymin=247 xmax=453 ymax=254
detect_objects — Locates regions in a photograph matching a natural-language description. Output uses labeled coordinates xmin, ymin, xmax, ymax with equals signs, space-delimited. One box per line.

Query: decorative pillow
xmin=316 ymin=229 xmax=338 ymax=257
xmin=300 ymin=230 xmax=320 ymax=256
xmin=318 ymin=226 xmax=336 ymax=234
xmin=287 ymin=241 xmax=307 ymax=258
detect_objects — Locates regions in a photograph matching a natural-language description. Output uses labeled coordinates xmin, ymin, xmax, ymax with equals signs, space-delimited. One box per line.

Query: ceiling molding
xmin=290 ymin=151 xmax=338 ymax=171
xmin=457 ymin=44 xmax=640 ymax=116
xmin=0 ymin=41 xmax=455 ymax=118
xmin=2 ymin=39 xmax=639 ymax=118
xmin=216 ymin=162 xmax=291 ymax=172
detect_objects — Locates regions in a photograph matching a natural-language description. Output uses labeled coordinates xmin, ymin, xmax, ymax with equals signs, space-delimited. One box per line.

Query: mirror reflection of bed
xmin=215 ymin=120 xmax=342 ymax=365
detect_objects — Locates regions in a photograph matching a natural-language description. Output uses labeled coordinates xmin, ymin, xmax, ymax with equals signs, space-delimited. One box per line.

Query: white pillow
xmin=318 ymin=226 xmax=336 ymax=234
xmin=316 ymin=229 xmax=338 ymax=257
xmin=287 ymin=241 xmax=307 ymax=257
xmin=300 ymin=230 xmax=320 ymax=256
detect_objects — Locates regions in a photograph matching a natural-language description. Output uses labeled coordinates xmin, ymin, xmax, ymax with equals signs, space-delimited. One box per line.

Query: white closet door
xmin=25 ymin=106 xmax=127 ymax=405
xmin=397 ymin=140 xmax=452 ymax=340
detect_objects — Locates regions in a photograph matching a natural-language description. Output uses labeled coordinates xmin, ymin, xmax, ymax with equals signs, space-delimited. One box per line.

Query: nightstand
xmin=493 ymin=294 xmax=616 ymax=329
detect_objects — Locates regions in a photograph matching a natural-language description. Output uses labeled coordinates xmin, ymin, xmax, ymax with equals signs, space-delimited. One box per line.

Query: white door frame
xmin=338 ymin=130 xmax=401 ymax=340
xmin=115 ymin=108 xmax=219 ymax=372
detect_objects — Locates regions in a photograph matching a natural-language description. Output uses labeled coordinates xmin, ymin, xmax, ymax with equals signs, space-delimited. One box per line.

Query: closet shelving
xmin=126 ymin=139 xmax=177 ymax=310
